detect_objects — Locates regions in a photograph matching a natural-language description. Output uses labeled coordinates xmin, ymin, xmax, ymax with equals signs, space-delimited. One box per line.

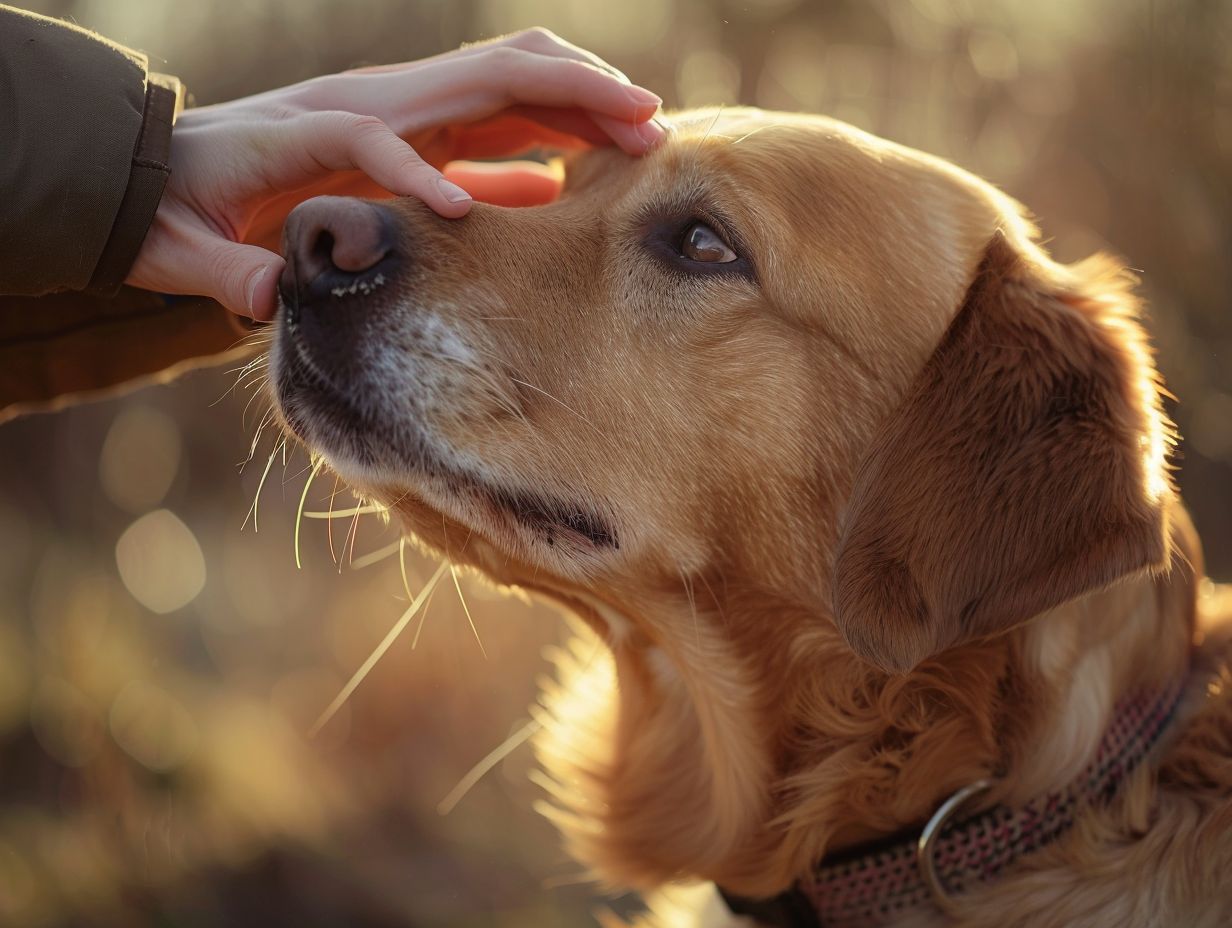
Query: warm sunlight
xmin=1 ymin=1 xmax=1228 ymax=926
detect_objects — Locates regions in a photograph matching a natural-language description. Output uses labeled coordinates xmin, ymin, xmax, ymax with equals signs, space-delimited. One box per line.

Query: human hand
xmin=125 ymin=28 xmax=666 ymax=321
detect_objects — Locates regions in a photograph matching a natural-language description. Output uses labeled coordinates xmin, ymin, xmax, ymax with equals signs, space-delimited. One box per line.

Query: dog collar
xmin=721 ymin=681 xmax=1185 ymax=927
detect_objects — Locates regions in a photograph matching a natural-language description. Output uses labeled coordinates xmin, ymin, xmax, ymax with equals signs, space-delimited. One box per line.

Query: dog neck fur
xmin=535 ymin=537 xmax=1195 ymax=901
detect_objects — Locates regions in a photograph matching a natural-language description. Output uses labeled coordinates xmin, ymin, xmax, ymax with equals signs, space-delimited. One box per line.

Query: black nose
xmin=279 ymin=196 xmax=396 ymax=306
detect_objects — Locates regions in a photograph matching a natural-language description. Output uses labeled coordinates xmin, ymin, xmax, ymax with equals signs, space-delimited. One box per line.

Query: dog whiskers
xmin=341 ymin=500 xmax=363 ymax=573
xmin=240 ymin=379 xmax=271 ymax=423
xmin=411 ymin=578 xmax=441 ymax=650
xmin=729 ymin=122 xmax=791 ymax=146
xmin=419 ymin=347 xmax=529 ymax=426
xmin=302 ymin=505 xmax=387 ymax=519
xmin=308 ymin=559 xmax=449 ymax=739
xmin=294 ymin=457 xmax=325 ymax=569
xmin=448 ymin=562 xmax=487 ymax=659
xmin=326 ymin=475 xmax=342 ymax=563
xmin=507 ymin=376 xmax=606 ymax=442
xmin=348 ymin=539 xmax=403 ymax=571
xmin=692 ymin=104 xmax=726 ymax=156
xmin=213 ymin=353 xmax=269 ymax=407
xmin=398 ymin=536 xmax=417 ymax=600
xmin=244 ymin=407 xmax=275 ymax=461
xmin=437 ymin=718 xmax=541 ymax=815
xmin=241 ymin=435 xmax=284 ymax=532
xmin=462 ymin=346 xmax=588 ymax=429
xmin=527 ymin=767 xmax=573 ymax=804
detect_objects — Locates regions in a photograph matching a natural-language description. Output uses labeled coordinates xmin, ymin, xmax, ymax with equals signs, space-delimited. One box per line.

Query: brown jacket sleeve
xmin=0 ymin=5 xmax=252 ymax=422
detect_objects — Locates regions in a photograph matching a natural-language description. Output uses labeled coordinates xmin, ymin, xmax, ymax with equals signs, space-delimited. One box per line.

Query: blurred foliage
xmin=2 ymin=0 xmax=1230 ymax=925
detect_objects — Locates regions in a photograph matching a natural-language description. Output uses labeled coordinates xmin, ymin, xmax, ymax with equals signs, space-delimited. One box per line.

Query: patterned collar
xmin=721 ymin=682 xmax=1186 ymax=927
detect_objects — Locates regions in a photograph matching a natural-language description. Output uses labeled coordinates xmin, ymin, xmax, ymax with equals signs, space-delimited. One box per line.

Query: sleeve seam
xmin=85 ymin=81 xmax=178 ymax=295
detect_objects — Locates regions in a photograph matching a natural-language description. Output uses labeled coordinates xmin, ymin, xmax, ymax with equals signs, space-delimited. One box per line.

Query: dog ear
xmin=832 ymin=232 xmax=1174 ymax=673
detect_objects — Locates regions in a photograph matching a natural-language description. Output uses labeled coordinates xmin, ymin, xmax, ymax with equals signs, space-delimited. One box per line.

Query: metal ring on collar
xmin=916 ymin=777 xmax=997 ymax=914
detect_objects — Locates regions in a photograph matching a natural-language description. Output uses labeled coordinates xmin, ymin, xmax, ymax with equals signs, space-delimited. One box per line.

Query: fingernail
xmin=437 ymin=178 xmax=473 ymax=204
xmin=245 ymin=265 xmax=268 ymax=316
xmin=625 ymin=85 xmax=662 ymax=119
xmin=625 ymin=85 xmax=662 ymax=107
xmin=638 ymin=116 xmax=669 ymax=148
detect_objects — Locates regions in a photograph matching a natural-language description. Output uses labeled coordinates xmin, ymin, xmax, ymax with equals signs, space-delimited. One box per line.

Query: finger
xmin=161 ymin=234 xmax=283 ymax=320
xmin=295 ymin=113 xmax=474 ymax=218
xmin=361 ymin=49 xmax=661 ymax=143
xmin=589 ymin=111 xmax=669 ymax=154
xmin=485 ymin=27 xmax=631 ymax=84
xmin=459 ymin=48 xmax=662 ymax=122
xmin=126 ymin=210 xmax=284 ymax=320
xmin=192 ymin=237 xmax=283 ymax=321
xmin=305 ymin=42 xmax=663 ymax=161
xmin=349 ymin=27 xmax=631 ymax=85
xmin=243 ymin=172 xmax=392 ymax=252
xmin=444 ymin=160 xmax=564 ymax=207
xmin=447 ymin=107 xmax=668 ymax=160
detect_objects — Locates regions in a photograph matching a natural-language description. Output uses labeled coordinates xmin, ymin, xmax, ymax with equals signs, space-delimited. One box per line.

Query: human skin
xmin=125 ymin=28 xmax=666 ymax=320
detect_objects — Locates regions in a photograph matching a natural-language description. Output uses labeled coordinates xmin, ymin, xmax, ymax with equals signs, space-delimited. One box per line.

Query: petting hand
xmin=125 ymin=28 xmax=666 ymax=321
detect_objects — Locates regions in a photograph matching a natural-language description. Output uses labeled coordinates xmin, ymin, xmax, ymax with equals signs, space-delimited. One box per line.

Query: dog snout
xmin=279 ymin=196 xmax=396 ymax=307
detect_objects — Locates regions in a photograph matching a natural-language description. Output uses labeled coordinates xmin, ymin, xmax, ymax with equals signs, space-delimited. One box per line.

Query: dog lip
xmin=485 ymin=484 xmax=619 ymax=550
xmin=280 ymin=319 xmax=335 ymax=397
xmin=273 ymin=336 xmax=619 ymax=553
xmin=412 ymin=460 xmax=620 ymax=553
xmin=272 ymin=335 xmax=361 ymax=446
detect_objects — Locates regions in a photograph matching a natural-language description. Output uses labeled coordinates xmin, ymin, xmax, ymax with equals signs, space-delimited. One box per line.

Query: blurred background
xmin=1 ymin=0 xmax=1229 ymax=925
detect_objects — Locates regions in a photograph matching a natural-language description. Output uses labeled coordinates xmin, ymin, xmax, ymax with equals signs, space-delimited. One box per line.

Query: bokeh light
xmin=98 ymin=405 xmax=182 ymax=513
xmin=114 ymin=510 xmax=207 ymax=614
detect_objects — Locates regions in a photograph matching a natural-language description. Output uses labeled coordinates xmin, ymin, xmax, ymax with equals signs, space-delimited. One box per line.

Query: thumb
xmin=127 ymin=208 xmax=286 ymax=321
xmin=194 ymin=236 xmax=285 ymax=322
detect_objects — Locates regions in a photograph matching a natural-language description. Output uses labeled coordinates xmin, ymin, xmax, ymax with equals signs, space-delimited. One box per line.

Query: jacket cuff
xmin=86 ymin=76 xmax=183 ymax=295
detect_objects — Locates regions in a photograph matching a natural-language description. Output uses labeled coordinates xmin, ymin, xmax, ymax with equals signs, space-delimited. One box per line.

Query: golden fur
xmin=270 ymin=108 xmax=1232 ymax=926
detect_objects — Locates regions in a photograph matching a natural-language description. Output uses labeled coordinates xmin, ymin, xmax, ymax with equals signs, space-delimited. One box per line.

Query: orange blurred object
xmin=444 ymin=160 xmax=565 ymax=207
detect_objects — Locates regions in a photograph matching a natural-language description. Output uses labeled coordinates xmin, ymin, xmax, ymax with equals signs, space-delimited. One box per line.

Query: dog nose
xmin=279 ymin=196 xmax=396 ymax=304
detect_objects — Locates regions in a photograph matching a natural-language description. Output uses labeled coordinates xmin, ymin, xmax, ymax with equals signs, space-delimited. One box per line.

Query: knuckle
xmin=398 ymin=161 xmax=436 ymax=184
xmin=346 ymin=113 xmax=389 ymax=136
xmin=484 ymin=45 xmax=527 ymax=69
xmin=386 ymin=144 xmax=427 ymax=171
xmin=278 ymin=77 xmax=338 ymax=115
xmin=511 ymin=26 xmax=560 ymax=51
xmin=290 ymin=74 xmax=332 ymax=101
xmin=296 ymin=109 xmax=347 ymax=135
xmin=208 ymin=253 xmax=244 ymax=301
xmin=267 ymin=103 xmax=301 ymax=122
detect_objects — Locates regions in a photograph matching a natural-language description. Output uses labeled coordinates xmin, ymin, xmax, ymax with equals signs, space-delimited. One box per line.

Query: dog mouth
xmin=272 ymin=325 xmax=618 ymax=553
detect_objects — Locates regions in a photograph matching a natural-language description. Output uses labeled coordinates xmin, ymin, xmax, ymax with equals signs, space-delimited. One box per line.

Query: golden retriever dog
xmin=269 ymin=108 xmax=1232 ymax=927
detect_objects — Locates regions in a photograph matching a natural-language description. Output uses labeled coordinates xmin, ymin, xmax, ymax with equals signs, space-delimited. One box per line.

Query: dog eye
xmin=681 ymin=222 xmax=738 ymax=263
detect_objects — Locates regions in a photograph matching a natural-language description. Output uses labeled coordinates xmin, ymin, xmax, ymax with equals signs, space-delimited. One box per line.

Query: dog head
xmin=273 ymin=108 xmax=1170 ymax=664
xmin=270 ymin=108 xmax=1174 ymax=886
